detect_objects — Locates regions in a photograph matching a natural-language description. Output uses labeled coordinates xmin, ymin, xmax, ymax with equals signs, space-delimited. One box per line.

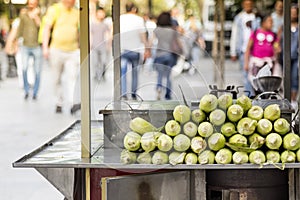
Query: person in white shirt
xmin=120 ymin=2 xmax=149 ymax=100
xmin=271 ymin=0 xmax=283 ymax=33
xmin=230 ymin=0 xmax=257 ymax=96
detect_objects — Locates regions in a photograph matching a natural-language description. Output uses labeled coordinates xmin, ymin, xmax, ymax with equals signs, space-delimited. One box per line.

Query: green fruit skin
xmin=169 ymin=152 xmax=186 ymax=165
xmin=129 ymin=117 xmax=156 ymax=134
xmin=237 ymin=117 xmax=257 ymax=136
xmin=199 ymin=94 xmax=218 ymax=113
xmin=157 ymin=134 xmax=173 ymax=152
xmin=215 ymin=148 xmax=232 ymax=164
xmin=265 ymin=133 xmax=282 ymax=150
xmin=124 ymin=131 xmax=141 ymax=151
xmin=218 ymin=94 xmax=233 ymax=110
xmin=191 ymin=109 xmax=206 ymax=124
xmin=185 ymin=153 xmax=198 ymax=164
xmin=120 ymin=150 xmax=137 ymax=164
xmin=227 ymin=104 xmax=244 ymax=122
xmin=232 ymin=151 xmax=249 ymax=164
xmin=198 ymin=122 xmax=214 ymax=138
xmin=229 ymin=134 xmax=248 ymax=145
xmin=173 ymin=105 xmax=191 ymax=124
xmin=264 ymin=104 xmax=281 ymax=121
xmin=140 ymin=132 xmax=159 ymax=152
xmin=221 ymin=122 xmax=236 ymax=137
xmin=249 ymin=150 xmax=266 ymax=164
xmin=296 ymin=149 xmax=300 ymax=162
xmin=274 ymin=118 xmax=290 ymax=135
xmin=137 ymin=152 xmax=152 ymax=164
xmin=266 ymin=150 xmax=281 ymax=163
xmin=165 ymin=120 xmax=181 ymax=137
xmin=198 ymin=150 xmax=215 ymax=164
xmin=283 ymin=133 xmax=300 ymax=151
xmin=191 ymin=136 xmax=207 ymax=154
xmin=247 ymin=105 xmax=264 ymax=120
xmin=152 ymin=151 xmax=169 ymax=164
xmin=173 ymin=134 xmax=191 ymax=152
xmin=183 ymin=121 xmax=198 ymax=137
xmin=281 ymin=150 xmax=296 ymax=163
xmin=257 ymin=119 xmax=273 ymax=136
xmin=248 ymin=133 xmax=265 ymax=148
xmin=208 ymin=133 xmax=226 ymax=151
xmin=236 ymin=95 xmax=252 ymax=112
xmin=209 ymin=109 xmax=226 ymax=126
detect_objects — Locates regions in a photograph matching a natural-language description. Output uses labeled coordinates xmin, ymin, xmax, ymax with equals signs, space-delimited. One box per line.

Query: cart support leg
xmin=36 ymin=168 xmax=74 ymax=200
xmin=191 ymin=170 xmax=206 ymax=200
xmin=289 ymin=169 xmax=295 ymax=200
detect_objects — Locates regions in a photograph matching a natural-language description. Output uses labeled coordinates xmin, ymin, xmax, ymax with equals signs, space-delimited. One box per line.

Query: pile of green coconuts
xmin=120 ymin=94 xmax=300 ymax=167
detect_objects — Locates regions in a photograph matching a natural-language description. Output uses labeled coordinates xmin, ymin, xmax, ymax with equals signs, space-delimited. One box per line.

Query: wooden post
xmin=283 ymin=0 xmax=291 ymax=101
xmin=79 ymin=0 xmax=91 ymax=159
xmin=219 ymin=0 xmax=225 ymax=88
xmin=79 ymin=1 xmax=91 ymax=199
xmin=112 ymin=0 xmax=121 ymax=101
xmin=212 ymin=0 xmax=218 ymax=83
xmin=212 ymin=0 xmax=225 ymax=88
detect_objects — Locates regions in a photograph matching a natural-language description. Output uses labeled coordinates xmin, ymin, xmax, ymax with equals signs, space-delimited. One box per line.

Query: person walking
xmin=153 ymin=11 xmax=182 ymax=100
xmin=42 ymin=0 xmax=80 ymax=114
xmin=170 ymin=7 xmax=183 ymax=68
xmin=120 ymin=2 xmax=149 ymax=100
xmin=278 ymin=5 xmax=299 ymax=108
xmin=244 ymin=14 xmax=282 ymax=94
xmin=183 ymin=14 xmax=206 ymax=74
xmin=271 ymin=0 xmax=283 ymax=34
xmin=5 ymin=8 xmax=27 ymax=88
xmin=17 ymin=0 xmax=42 ymax=100
xmin=0 ymin=15 xmax=9 ymax=81
xmin=90 ymin=6 xmax=110 ymax=81
xmin=230 ymin=0 xmax=258 ymax=96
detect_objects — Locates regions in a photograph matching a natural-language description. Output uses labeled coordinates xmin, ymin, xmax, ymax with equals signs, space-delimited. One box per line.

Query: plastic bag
xmin=252 ymin=64 xmax=272 ymax=91
xmin=256 ymin=64 xmax=272 ymax=78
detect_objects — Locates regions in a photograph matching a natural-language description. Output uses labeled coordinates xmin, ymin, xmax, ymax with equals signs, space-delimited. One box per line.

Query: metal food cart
xmin=13 ymin=0 xmax=300 ymax=200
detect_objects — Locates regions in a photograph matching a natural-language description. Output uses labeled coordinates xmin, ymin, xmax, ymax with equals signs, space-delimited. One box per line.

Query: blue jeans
xmin=21 ymin=46 xmax=42 ymax=96
xmin=154 ymin=53 xmax=174 ymax=99
xmin=291 ymin=58 xmax=299 ymax=92
xmin=239 ymin=52 xmax=254 ymax=96
xmin=121 ymin=50 xmax=140 ymax=98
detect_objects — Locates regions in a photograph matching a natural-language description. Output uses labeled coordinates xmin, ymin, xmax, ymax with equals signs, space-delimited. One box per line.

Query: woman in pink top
xmin=244 ymin=14 xmax=282 ymax=93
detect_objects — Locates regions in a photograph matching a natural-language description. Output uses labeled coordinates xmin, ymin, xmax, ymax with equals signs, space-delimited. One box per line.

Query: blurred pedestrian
xmin=244 ymin=14 xmax=282 ymax=93
xmin=120 ymin=2 xmax=149 ymax=100
xmin=143 ymin=13 xmax=157 ymax=72
xmin=278 ymin=5 xmax=299 ymax=107
xmin=5 ymin=8 xmax=27 ymax=87
xmin=230 ymin=0 xmax=257 ymax=96
xmin=17 ymin=0 xmax=42 ymax=100
xmin=153 ymin=11 xmax=182 ymax=100
xmin=90 ymin=6 xmax=110 ymax=81
xmin=42 ymin=0 xmax=80 ymax=114
xmin=0 ymin=15 xmax=9 ymax=81
xmin=183 ymin=14 xmax=205 ymax=74
xmin=271 ymin=0 xmax=283 ymax=34
xmin=170 ymin=7 xmax=183 ymax=67
xmin=89 ymin=0 xmax=98 ymax=23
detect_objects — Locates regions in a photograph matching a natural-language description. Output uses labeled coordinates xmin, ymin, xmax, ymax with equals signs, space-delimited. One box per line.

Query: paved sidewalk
xmin=0 ymin=54 xmax=242 ymax=200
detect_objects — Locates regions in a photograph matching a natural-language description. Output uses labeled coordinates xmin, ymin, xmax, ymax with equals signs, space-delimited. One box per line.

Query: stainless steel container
xmin=99 ymin=101 xmax=180 ymax=163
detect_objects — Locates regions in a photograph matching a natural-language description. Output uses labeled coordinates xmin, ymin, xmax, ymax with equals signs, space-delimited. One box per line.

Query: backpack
xmin=38 ymin=3 xmax=60 ymax=44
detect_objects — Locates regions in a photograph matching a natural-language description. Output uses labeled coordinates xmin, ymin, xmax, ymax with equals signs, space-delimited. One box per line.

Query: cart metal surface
xmin=13 ymin=120 xmax=300 ymax=200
